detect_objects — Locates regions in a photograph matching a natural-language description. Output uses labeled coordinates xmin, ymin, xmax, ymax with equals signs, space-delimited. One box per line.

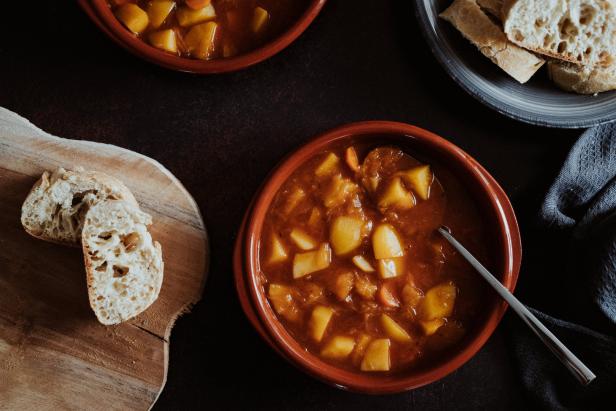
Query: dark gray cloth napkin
xmin=509 ymin=124 xmax=616 ymax=410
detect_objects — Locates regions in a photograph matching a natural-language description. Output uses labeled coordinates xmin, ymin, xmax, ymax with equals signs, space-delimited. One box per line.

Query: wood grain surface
xmin=0 ymin=108 xmax=209 ymax=410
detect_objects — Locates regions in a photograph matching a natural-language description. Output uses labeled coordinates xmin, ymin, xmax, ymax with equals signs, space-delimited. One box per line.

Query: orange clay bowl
xmin=78 ymin=0 xmax=327 ymax=74
xmin=234 ymin=121 xmax=522 ymax=393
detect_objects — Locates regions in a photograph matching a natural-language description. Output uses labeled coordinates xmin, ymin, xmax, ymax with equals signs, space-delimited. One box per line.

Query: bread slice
xmin=503 ymin=0 xmax=616 ymax=67
xmin=21 ymin=168 xmax=138 ymax=246
xmin=548 ymin=61 xmax=616 ymax=93
xmin=477 ymin=0 xmax=503 ymax=18
xmin=82 ymin=200 xmax=163 ymax=325
xmin=440 ymin=0 xmax=545 ymax=83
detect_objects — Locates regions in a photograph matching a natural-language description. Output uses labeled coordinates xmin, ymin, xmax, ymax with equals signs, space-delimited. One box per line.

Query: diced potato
xmin=399 ymin=165 xmax=433 ymax=201
xmin=309 ymin=305 xmax=334 ymax=342
xmin=332 ymin=272 xmax=354 ymax=300
xmin=378 ymin=177 xmax=415 ymax=210
xmin=185 ymin=22 xmax=218 ymax=60
xmin=315 ymin=152 xmax=340 ymax=177
xmin=321 ymin=336 xmax=356 ymax=359
xmin=420 ymin=318 xmax=445 ymax=336
xmin=176 ymin=4 xmax=216 ymax=27
xmin=293 ymin=243 xmax=331 ymax=278
xmin=352 ymin=255 xmax=375 ymax=272
xmin=377 ymin=257 xmax=404 ymax=279
xmin=345 ymin=147 xmax=360 ymax=172
xmin=284 ymin=188 xmax=305 ymax=215
xmin=115 ymin=4 xmax=149 ymax=34
xmin=289 ymin=228 xmax=317 ymax=250
xmin=330 ymin=216 xmax=364 ymax=255
xmin=352 ymin=333 xmax=372 ymax=365
xmin=381 ymin=314 xmax=412 ymax=343
xmin=323 ymin=175 xmax=358 ymax=208
xmin=355 ymin=273 xmax=377 ymax=299
xmin=419 ymin=282 xmax=457 ymax=320
xmin=372 ymin=224 xmax=404 ymax=259
xmin=268 ymin=234 xmax=288 ymax=264
xmin=307 ymin=207 xmax=322 ymax=228
xmin=252 ymin=6 xmax=270 ymax=33
xmin=148 ymin=29 xmax=177 ymax=53
xmin=401 ymin=283 xmax=423 ymax=308
xmin=268 ymin=284 xmax=299 ymax=322
xmin=377 ymin=283 xmax=400 ymax=308
xmin=360 ymin=339 xmax=391 ymax=371
xmin=147 ymin=1 xmax=175 ymax=29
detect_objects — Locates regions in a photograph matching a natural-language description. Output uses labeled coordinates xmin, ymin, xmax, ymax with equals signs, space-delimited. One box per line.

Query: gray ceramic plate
xmin=415 ymin=0 xmax=616 ymax=128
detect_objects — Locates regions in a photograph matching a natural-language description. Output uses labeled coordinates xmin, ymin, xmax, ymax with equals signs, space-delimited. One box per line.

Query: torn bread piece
xmin=503 ymin=0 xmax=616 ymax=68
xmin=548 ymin=61 xmax=616 ymax=94
xmin=477 ymin=0 xmax=503 ymax=18
xmin=440 ymin=0 xmax=544 ymax=83
xmin=21 ymin=168 xmax=138 ymax=246
xmin=82 ymin=200 xmax=163 ymax=325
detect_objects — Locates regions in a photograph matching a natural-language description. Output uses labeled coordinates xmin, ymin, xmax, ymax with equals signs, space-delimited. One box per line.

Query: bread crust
xmin=440 ymin=0 xmax=544 ymax=83
xmin=548 ymin=61 xmax=616 ymax=93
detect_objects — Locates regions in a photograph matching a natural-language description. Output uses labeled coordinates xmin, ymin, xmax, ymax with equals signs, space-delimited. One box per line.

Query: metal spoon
xmin=438 ymin=226 xmax=596 ymax=386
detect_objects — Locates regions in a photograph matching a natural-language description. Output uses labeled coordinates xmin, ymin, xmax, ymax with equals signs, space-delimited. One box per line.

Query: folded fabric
xmin=509 ymin=124 xmax=616 ymax=410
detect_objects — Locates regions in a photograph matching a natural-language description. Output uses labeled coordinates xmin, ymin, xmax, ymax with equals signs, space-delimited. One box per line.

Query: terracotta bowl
xmin=78 ymin=0 xmax=327 ymax=74
xmin=234 ymin=121 xmax=522 ymax=393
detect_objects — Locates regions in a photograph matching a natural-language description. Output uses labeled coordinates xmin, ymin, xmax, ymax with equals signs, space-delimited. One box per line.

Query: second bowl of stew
xmin=80 ymin=0 xmax=327 ymax=73
xmin=234 ymin=121 xmax=521 ymax=393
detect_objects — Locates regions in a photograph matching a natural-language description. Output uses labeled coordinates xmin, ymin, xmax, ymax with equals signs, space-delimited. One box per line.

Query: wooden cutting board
xmin=0 ymin=108 xmax=209 ymax=410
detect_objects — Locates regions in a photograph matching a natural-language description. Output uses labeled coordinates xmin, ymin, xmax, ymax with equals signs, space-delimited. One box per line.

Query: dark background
xmin=1 ymin=1 xmax=581 ymax=409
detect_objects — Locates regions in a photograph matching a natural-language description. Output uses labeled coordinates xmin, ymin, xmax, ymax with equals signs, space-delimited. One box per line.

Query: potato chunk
xmin=352 ymin=333 xmax=371 ymax=365
xmin=377 ymin=258 xmax=404 ymax=279
xmin=330 ymin=216 xmax=364 ymax=255
xmin=331 ymin=272 xmax=354 ymax=300
xmin=419 ymin=282 xmax=457 ymax=320
xmin=309 ymin=305 xmax=334 ymax=342
xmin=252 ymin=6 xmax=270 ymax=33
xmin=147 ymin=1 xmax=175 ymax=29
xmin=352 ymin=255 xmax=375 ymax=272
xmin=315 ymin=152 xmax=340 ymax=177
xmin=401 ymin=283 xmax=423 ymax=308
xmin=420 ymin=318 xmax=445 ymax=336
xmin=185 ymin=22 xmax=218 ymax=60
xmin=323 ymin=175 xmax=358 ymax=208
xmin=176 ymin=4 xmax=216 ymax=27
xmin=360 ymin=339 xmax=391 ymax=371
xmin=293 ymin=243 xmax=331 ymax=278
xmin=321 ymin=336 xmax=356 ymax=359
xmin=345 ymin=147 xmax=360 ymax=172
xmin=381 ymin=314 xmax=412 ymax=343
xmin=268 ymin=284 xmax=299 ymax=322
xmin=372 ymin=224 xmax=404 ymax=259
xmin=378 ymin=177 xmax=415 ymax=211
xmin=148 ymin=29 xmax=178 ymax=53
xmin=115 ymin=4 xmax=149 ymax=34
xmin=399 ymin=165 xmax=433 ymax=200
xmin=289 ymin=228 xmax=317 ymax=250
xmin=267 ymin=234 xmax=288 ymax=264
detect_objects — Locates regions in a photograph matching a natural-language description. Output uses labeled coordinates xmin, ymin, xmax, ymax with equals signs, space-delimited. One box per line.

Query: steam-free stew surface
xmin=260 ymin=143 xmax=491 ymax=373
xmin=108 ymin=0 xmax=310 ymax=60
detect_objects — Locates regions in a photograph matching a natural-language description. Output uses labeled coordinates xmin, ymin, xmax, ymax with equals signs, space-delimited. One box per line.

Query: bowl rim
xmin=236 ymin=120 xmax=522 ymax=393
xmin=79 ymin=0 xmax=327 ymax=74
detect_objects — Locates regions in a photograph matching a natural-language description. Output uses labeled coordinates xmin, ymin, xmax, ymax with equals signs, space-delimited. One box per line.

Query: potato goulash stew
xmin=260 ymin=144 xmax=491 ymax=373
xmin=108 ymin=0 xmax=310 ymax=60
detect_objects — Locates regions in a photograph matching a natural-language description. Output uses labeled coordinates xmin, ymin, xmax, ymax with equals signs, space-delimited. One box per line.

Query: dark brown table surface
xmin=1 ymin=1 xmax=581 ymax=409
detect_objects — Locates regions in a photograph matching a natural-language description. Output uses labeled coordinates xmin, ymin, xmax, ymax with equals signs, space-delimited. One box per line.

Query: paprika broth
xmin=108 ymin=0 xmax=311 ymax=60
xmin=260 ymin=143 xmax=491 ymax=374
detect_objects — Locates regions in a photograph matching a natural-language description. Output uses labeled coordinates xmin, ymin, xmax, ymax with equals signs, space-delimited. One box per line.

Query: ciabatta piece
xmin=440 ymin=0 xmax=545 ymax=83
xmin=21 ymin=168 xmax=138 ymax=246
xmin=477 ymin=0 xmax=503 ymax=18
xmin=82 ymin=200 xmax=163 ymax=325
xmin=503 ymin=0 xmax=616 ymax=67
xmin=548 ymin=61 xmax=616 ymax=93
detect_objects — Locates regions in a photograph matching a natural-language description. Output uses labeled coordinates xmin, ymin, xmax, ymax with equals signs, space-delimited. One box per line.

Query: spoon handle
xmin=438 ymin=227 xmax=596 ymax=386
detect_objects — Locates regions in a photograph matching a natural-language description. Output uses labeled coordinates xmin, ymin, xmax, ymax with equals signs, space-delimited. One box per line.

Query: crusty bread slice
xmin=477 ymin=0 xmax=503 ymax=18
xmin=548 ymin=61 xmax=616 ymax=93
xmin=82 ymin=200 xmax=163 ymax=325
xmin=21 ymin=168 xmax=138 ymax=246
xmin=503 ymin=0 xmax=616 ymax=67
xmin=440 ymin=0 xmax=545 ymax=83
